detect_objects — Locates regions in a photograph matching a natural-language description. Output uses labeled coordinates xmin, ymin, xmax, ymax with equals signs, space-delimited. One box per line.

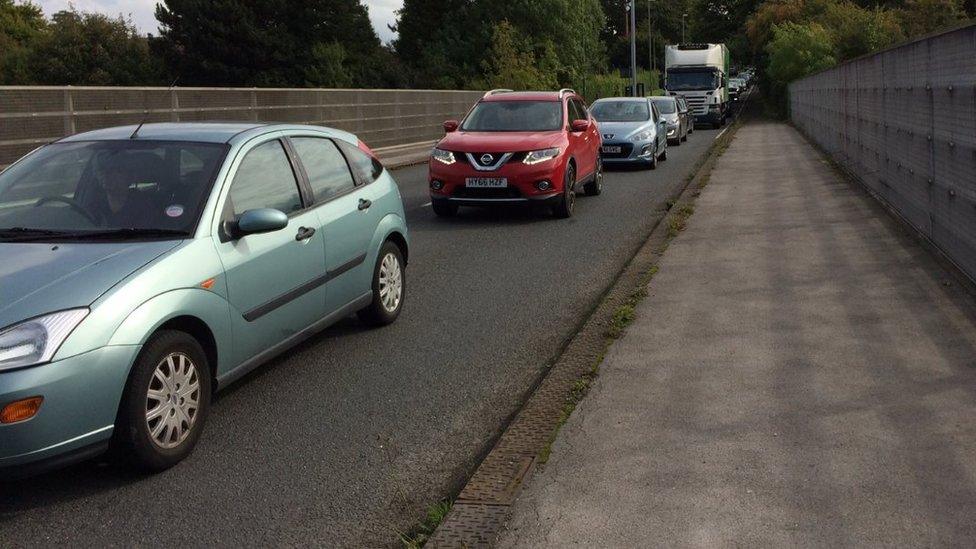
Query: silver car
xmin=650 ymin=96 xmax=689 ymax=145
xmin=590 ymin=97 xmax=668 ymax=169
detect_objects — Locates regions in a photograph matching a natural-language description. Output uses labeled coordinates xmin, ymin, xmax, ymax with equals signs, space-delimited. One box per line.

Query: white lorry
xmin=664 ymin=44 xmax=730 ymax=128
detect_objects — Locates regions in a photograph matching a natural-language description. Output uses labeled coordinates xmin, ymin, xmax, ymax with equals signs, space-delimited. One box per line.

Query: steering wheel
xmin=34 ymin=196 xmax=98 ymax=225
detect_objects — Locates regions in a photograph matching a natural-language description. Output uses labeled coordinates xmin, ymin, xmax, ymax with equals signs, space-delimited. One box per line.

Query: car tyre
xmin=432 ymin=201 xmax=458 ymax=218
xmin=659 ymin=147 xmax=668 ymax=162
xmin=648 ymin=147 xmax=658 ymax=170
xmin=114 ymin=330 xmax=211 ymax=473
xmin=553 ymin=163 xmax=576 ymax=218
xmin=584 ymin=158 xmax=603 ymax=196
xmin=358 ymin=240 xmax=406 ymax=326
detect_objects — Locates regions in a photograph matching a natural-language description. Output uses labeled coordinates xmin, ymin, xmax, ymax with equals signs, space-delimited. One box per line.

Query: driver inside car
xmin=90 ymin=155 xmax=158 ymax=228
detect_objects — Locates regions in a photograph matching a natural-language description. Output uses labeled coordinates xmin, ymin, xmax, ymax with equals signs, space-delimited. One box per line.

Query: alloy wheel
xmin=145 ymin=352 xmax=201 ymax=449
xmin=379 ymin=252 xmax=403 ymax=312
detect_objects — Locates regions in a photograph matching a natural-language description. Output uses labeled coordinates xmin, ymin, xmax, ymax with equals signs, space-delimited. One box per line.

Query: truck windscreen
xmin=666 ymin=71 xmax=719 ymax=91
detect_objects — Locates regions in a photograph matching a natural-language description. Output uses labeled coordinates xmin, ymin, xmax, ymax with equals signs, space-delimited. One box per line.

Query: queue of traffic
xmin=0 ymin=46 xmax=733 ymax=479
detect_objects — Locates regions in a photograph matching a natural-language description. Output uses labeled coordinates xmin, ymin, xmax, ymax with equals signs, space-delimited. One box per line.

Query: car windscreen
xmin=590 ymin=101 xmax=650 ymax=122
xmin=0 ymin=140 xmax=227 ymax=240
xmin=666 ymin=71 xmax=719 ymax=91
xmin=651 ymin=99 xmax=677 ymax=114
xmin=461 ymin=101 xmax=563 ymax=132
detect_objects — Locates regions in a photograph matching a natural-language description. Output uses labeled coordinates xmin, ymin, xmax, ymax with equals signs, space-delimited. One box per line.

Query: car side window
xmin=228 ymin=140 xmax=302 ymax=217
xmin=567 ymin=99 xmax=583 ymax=122
xmin=335 ymin=140 xmax=384 ymax=184
xmin=290 ymin=137 xmax=357 ymax=202
xmin=572 ymin=99 xmax=588 ymax=120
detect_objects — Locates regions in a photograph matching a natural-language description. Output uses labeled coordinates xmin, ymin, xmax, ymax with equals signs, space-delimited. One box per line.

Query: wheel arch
xmin=155 ymin=315 xmax=219 ymax=389
xmin=385 ymin=230 xmax=409 ymax=264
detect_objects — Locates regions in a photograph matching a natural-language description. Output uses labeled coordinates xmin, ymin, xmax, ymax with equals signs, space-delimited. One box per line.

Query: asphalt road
xmin=1 ymin=126 xmax=722 ymax=547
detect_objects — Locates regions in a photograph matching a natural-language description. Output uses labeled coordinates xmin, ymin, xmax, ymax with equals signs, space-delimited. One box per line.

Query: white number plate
xmin=602 ymin=146 xmax=622 ymax=154
xmin=465 ymin=177 xmax=508 ymax=188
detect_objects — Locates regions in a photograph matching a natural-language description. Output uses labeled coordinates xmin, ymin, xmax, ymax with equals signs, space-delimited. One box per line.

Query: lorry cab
xmin=664 ymin=43 xmax=730 ymax=129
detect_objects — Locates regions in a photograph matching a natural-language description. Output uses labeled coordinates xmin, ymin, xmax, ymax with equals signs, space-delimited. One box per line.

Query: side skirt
xmin=217 ymin=292 xmax=373 ymax=389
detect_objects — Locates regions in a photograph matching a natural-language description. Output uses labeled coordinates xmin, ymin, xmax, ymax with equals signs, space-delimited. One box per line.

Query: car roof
xmin=481 ymin=91 xmax=564 ymax=102
xmin=56 ymin=122 xmax=345 ymax=145
xmin=649 ymin=96 xmax=676 ymax=102
xmin=592 ymin=97 xmax=648 ymax=102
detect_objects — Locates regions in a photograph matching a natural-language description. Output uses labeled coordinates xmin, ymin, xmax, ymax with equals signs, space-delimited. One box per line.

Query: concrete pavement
xmin=500 ymin=121 xmax=976 ymax=547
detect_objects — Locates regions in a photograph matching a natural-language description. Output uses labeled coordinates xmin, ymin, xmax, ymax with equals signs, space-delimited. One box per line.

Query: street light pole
xmin=682 ymin=13 xmax=687 ymax=44
xmin=647 ymin=0 xmax=653 ymax=73
xmin=629 ymin=0 xmax=637 ymax=96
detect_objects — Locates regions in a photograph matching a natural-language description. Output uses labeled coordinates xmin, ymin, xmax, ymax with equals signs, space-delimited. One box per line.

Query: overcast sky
xmin=34 ymin=0 xmax=404 ymax=43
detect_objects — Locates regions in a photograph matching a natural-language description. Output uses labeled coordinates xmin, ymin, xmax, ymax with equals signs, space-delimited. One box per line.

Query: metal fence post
xmin=63 ymin=88 xmax=75 ymax=135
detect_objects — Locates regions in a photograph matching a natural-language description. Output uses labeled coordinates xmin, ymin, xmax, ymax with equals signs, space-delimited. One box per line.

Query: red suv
xmin=428 ymin=89 xmax=602 ymax=218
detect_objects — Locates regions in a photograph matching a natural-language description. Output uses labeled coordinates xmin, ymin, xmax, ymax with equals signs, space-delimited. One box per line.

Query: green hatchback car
xmin=0 ymin=123 xmax=409 ymax=478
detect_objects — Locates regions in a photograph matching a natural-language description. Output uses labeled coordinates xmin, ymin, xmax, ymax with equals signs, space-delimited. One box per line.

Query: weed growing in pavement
xmin=396 ymin=499 xmax=453 ymax=548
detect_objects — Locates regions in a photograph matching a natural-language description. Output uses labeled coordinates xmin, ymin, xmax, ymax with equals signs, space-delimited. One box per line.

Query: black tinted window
xmin=291 ymin=137 xmax=357 ymax=202
xmin=229 ymin=140 xmax=302 ymax=216
xmin=336 ymin=140 xmax=383 ymax=184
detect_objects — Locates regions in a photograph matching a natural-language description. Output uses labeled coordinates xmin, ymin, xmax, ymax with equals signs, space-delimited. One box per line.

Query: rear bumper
xmin=0 ymin=345 xmax=140 ymax=479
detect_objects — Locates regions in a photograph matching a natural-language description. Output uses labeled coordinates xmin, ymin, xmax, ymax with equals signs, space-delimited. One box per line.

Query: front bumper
xmin=600 ymin=140 xmax=656 ymax=164
xmin=694 ymin=110 xmax=723 ymax=125
xmin=429 ymin=156 xmax=568 ymax=206
xmin=0 ymin=345 xmax=140 ymax=479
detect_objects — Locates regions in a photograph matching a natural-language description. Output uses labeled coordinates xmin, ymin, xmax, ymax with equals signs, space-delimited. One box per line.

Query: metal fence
xmin=0 ymin=86 xmax=483 ymax=167
xmin=790 ymin=23 xmax=976 ymax=282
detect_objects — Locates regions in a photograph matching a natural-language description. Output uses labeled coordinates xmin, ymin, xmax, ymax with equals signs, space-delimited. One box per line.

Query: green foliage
xmin=482 ymin=20 xmax=560 ymax=90
xmin=0 ymin=0 xmax=46 ymax=84
xmin=154 ymin=0 xmax=385 ymax=87
xmin=28 ymin=10 xmax=161 ymax=85
xmin=821 ymin=2 xmax=904 ymax=60
xmin=898 ymin=0 xmax=967 ymax=36
xmin=765 ymin=21 xmax=835 ymax=112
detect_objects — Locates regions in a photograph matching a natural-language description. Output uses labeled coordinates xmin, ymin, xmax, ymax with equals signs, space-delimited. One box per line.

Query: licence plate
xmin=602 ymin=146 xmax=622 ymax=154
xmin=465 ymin=177 xmax=507 ymax=188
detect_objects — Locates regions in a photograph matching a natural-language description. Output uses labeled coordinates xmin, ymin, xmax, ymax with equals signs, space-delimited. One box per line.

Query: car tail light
xmin=357 ymin=139 xmax=377 ymax=159
xmin=1 ymin=396 xmax=43 ymax=424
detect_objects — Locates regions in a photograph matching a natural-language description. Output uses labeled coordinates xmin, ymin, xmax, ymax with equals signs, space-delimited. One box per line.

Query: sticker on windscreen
xmin=165 ymin=204 xmax=185 ymax=218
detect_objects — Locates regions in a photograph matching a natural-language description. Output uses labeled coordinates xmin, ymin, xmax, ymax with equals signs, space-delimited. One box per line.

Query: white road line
xmin=421 ymin=202 xmax=432 ymax=208
xmin=714 ymin=126 xmax=729 ymax=141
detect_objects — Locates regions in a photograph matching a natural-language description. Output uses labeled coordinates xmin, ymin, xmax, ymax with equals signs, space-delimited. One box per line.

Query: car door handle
xmin=295 ymin=226 xmax=316 ymax=241
xmin=358 ymin=198 xmax=372 ymax=211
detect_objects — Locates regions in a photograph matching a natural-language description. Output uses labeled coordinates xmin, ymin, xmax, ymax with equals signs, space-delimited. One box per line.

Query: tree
xmin=481 ymin=20 xmax=559 ymax=90
xmin=898 ymin=0 xmax=966 ymax=37
xmin=28 ymin=9 xmax=161 ymax=85
xmin=765 ymin=21 xmax=835 ymax=111
xmin=821 ymin=2 xmax=903 ymax=60
xmin=0 ymin=0 xmax=46 ymax=84
xmin=155 ymin=0 xmax=385 ymax=87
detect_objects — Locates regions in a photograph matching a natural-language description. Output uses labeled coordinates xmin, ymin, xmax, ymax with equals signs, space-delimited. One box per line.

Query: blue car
xmin=589 ymin=97 xmax=668 ymax=169
xmin=0 ymin=123 xmax=409 ymax=478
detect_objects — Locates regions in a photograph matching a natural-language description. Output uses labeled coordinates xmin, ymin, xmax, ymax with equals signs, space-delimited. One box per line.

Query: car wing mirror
xmin=570 ymin=119 xmax=591 ymax=132
xmin=234 ymin=208 xmax=288 ymax=238
xmin=443 ymin=120 xmax=459 ymax=133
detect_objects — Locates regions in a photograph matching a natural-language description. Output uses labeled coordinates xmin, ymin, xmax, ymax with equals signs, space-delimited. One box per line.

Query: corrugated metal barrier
xmin=790 ymin=23 xmax=976 ymax=282
xmin=0 ymin=86 xmax=483 ymax=167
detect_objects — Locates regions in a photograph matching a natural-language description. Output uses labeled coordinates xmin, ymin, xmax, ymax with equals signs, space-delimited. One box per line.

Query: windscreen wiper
xmin=65 ymin=228 xmax=191 ymax=240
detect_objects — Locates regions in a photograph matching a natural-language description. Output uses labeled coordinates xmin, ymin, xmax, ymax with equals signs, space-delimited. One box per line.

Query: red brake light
xmin=357 ymin=139 xmax=377 ymax=159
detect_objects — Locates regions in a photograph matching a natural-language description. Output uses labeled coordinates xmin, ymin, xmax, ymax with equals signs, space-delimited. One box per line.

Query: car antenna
xmin=131 ymin=76 xmax=180 ymax=139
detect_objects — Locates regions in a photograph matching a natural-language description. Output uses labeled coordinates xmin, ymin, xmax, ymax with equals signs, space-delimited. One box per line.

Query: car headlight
xmin=632 ymin=131 xmax=653 ymax=142
xmin=0 ymin=309 xmax=89 ymax=371
xmin=523 ymin=148 xmax=560 ymax=165
xmin=431 ymin=148 xmax=456 ymax=165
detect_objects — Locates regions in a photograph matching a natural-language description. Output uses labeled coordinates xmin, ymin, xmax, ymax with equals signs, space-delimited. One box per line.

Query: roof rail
xmin=483 ymin=88 xmax=514 ymax=98
xmin=558 ymin=88 xmax=577 ymax=98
